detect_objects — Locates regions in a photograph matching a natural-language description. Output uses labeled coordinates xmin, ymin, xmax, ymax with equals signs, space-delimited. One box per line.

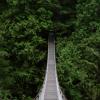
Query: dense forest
xmin=0 ymin=0 xmax=100 ymax=100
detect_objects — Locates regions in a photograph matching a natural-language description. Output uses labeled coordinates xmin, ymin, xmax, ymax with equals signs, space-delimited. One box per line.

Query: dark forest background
xmin=0 ymin=0 xmax=100 ymax=100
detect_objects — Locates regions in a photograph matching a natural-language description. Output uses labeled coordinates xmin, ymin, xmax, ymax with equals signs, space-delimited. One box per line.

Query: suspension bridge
xmin=34 ymin=33 xmax=67 ymax=100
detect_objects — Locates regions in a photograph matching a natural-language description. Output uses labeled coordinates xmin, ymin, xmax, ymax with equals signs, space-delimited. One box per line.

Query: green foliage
xmin=0 ymin=0 xmax=50 ymax=99
xmin=57 ymin=33 xmax=100 ymax=100
xmin=56 ymin=0 xmax=100 ymax=100
xmin=0 ymin=0 xmax=100 ymax=100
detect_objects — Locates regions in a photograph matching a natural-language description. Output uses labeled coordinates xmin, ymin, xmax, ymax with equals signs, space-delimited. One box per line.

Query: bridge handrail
xmin=33 ymin=71 xmax=47 ymax=100
xmin=33 ymin=57 xmax=48 ymax=100
xmin=59 ymin=86 xmax=67 ymax=100
xmin=33 ymin=84 xmax=42 ymax=100
xmin=56 ymin=71 xmax=67 ymax=100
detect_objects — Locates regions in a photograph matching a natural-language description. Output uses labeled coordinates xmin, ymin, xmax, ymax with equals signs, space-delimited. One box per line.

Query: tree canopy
xmin=0 ymin=0 xmax=100 ymax=100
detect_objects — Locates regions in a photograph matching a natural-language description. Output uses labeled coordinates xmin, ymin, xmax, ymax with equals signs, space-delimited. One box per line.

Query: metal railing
xmin=33 ymin=69 xmax=47 ymax=100
xmin=59 ymin=86 xmax=67 ymax=100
